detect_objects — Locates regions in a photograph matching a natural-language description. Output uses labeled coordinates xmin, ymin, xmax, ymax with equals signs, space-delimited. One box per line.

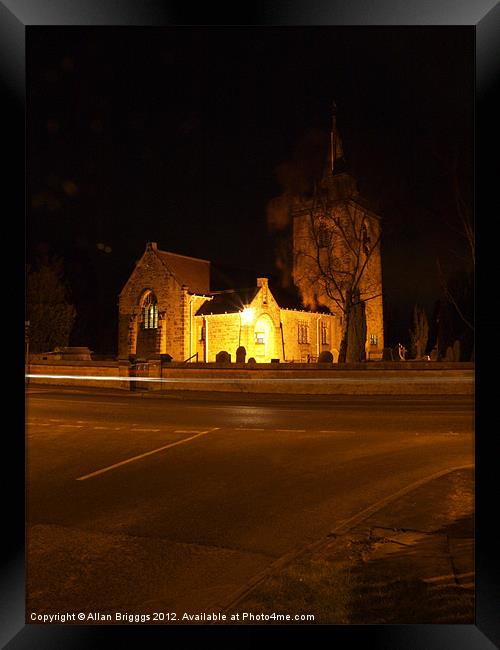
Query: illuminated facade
xmin=118 ymin=243 xmax=339 ymax=362
xmin=291 ymin=117 xmax=384 ymax=360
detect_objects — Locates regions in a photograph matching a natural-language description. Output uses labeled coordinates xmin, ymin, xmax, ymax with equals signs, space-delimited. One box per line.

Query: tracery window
xmin=141 ymin=292 xmax=158 ymax=329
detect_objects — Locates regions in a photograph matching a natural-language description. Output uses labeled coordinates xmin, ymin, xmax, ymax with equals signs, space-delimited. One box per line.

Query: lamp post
xmin=239 ymin=307 xmax=254 ymax=349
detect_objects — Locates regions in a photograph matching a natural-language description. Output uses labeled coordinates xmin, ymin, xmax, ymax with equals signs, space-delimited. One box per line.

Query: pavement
xmin=227 ymin=466 xmax=474 ymax=624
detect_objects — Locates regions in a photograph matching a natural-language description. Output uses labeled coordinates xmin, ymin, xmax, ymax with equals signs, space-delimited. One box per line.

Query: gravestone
xmin=236 ymin=346 xmax=246 ymax=363
xmin=318 ymin=350 xmax=333 ymax=363
xmin=382 ymin=347 xmax=394 ymax=361
xmin=247 ymin=357 xmax=256 ymax=365
xmin=215 ymin=350 xmax=231 ymax=364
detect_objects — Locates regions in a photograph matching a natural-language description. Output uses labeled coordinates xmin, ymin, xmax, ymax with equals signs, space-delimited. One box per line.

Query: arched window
xmin=141 ymin=291 xmax=158 ymax=329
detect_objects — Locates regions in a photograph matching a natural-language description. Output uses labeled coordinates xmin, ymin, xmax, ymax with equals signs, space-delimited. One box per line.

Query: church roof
xmin=210 ymin=262 xmax=261 ymax=291
xmin=195 ymin=288 xmax=260 ymax=315
xmin=270 ymin=285 xmax=331 ymax=313
xmin=153 ymin=247 xmax=210 ymax=294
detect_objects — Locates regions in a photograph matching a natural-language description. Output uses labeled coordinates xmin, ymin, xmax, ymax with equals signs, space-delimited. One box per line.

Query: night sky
xmin=27 ymin=26 xmax=473 ymax=354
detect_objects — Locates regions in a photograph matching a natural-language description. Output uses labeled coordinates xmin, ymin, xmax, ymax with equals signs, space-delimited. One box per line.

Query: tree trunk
xmin=338 ymin=312 xmax=349 ymax=363
xmin=346 ymin=299 xmax=367 ymax=362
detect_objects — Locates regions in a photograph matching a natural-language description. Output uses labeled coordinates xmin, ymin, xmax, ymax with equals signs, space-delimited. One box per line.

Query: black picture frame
xmin=5 ymin=0 xmax=499 ymax=647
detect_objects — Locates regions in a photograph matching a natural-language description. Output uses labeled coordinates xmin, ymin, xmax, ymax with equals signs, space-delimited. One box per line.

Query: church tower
xmin=291 ymin=105 xmax=384 ymax=360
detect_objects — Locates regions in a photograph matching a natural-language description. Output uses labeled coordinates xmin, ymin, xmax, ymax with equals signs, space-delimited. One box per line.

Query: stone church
xmin=117 ymin=244 xmax=339 ymax=363
xmin=118 ymin=120 xmax=384 ymax=363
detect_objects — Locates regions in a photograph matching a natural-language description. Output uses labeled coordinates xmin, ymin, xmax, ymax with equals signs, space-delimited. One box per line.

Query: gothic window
xmin=370 ymin=334 xmax=378 ymax=346
xmin=141 ymin=291 xmax=158 ymax=329
xmin=298 ymin=321 xmax=309 ymax=344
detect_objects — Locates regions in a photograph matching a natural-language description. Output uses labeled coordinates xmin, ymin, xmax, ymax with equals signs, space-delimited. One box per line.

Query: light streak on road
xmin=26 ymin=373 xmax=473 ymax=384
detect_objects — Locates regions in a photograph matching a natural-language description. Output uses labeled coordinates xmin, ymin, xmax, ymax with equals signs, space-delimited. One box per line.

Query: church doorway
xmin=253 ymin=314 xmax=275 ymax=361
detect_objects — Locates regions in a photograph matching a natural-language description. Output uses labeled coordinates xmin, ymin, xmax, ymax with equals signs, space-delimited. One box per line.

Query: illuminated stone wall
xmin=186 ymin=294 xmax=211 ymax=362
xmin=279 ymin=309 xmax=338 ymax=362
xmin=192 ymin=279 xmax=284 ymax=363
xmin=198 ymin=313 xmax=241 ymax=362
xmin=292 ymin=186 xmax=385 ymax=360
xmin=191 ymin=280 xmax=338 ymax=363
xmin=363 ymin=216 xmax=384 ymax=360
xmin=118 ymin=245 xmax=188 ymax=360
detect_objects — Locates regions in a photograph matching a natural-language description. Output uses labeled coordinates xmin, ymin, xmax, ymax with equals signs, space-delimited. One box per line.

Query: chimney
xmin=146 ymin=242 xmax=158 ymax=252
xmin=256 ymin=278 xmax=268 ymax=288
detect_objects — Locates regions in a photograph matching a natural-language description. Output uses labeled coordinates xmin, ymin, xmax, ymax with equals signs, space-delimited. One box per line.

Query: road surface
xmin=26 ymin=386 xmax=474 ymax=619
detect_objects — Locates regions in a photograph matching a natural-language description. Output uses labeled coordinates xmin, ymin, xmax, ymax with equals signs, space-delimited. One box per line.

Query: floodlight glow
xmin=240 ymin=307 xmax=254 ymax=324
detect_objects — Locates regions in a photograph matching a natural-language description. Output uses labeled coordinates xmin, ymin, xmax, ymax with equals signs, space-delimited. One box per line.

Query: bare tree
xmin=434 ymin=148 xmax=474 ymax=333
xmin=294 ymin=186 xmax=382 ymax=362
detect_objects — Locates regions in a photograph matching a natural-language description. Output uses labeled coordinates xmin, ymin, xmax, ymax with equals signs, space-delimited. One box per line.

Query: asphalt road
xmin=26 ymin=387 xmax=474 ymax=619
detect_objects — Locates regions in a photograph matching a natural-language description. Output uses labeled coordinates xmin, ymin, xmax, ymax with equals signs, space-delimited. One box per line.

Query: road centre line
xmin=134 ymin=428 xmax=160 ymax=432
xmin=276 ymin=428 xmax=306 ymax=432
xmin=76 ymin=427 xmax=220 ymax=481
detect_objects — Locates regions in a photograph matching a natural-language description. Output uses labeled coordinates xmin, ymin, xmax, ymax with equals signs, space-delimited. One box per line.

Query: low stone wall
xmin=158 ymin=365 xmax=474 ymax=395
xmin=26 ymin=360 xmax=474 ymax=395
xmin=26 ymin=360 xmax=128 ymax=390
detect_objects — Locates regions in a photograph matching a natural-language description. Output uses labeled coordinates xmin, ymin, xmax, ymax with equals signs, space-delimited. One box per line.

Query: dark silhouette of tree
xmin=409 ymin=304 xmax=429 ymax=359
xmin=26 ymin=256 xmax=76 ymax=353
xmin=435 ymin=269 xmax=473 ymax=361
xmin=435 ymin=148 xmax=474 ymax=333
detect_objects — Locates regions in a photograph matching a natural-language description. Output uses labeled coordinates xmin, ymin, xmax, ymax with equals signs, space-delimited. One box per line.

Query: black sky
xmin=27 ymin=26 xmax=473 ymax=353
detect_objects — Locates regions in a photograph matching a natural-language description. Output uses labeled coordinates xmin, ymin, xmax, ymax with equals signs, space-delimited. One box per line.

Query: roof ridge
xmin=156 ymin=249 xmax=211 ymax=264
xmin=209 ymin=286 xmax=256 ymax=295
